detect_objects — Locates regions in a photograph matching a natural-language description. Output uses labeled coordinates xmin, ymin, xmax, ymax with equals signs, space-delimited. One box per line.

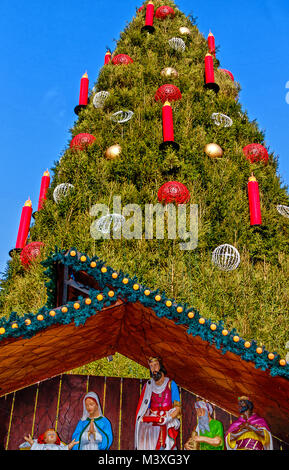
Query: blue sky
xmin=0 ymin=0 xmax=288 ymax=275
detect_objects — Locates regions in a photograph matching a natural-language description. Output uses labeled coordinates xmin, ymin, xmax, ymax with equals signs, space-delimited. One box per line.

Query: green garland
xmin=0 ymin=247 xmax=288 ymax=380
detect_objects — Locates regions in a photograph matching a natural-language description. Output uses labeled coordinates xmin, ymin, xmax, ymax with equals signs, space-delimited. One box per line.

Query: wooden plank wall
xmin=0 ymin=374 xmax=288 ymax=450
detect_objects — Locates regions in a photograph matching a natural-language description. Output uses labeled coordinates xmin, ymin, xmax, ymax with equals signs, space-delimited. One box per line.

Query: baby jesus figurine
xmin=23 ymin=428 xmax=78 ymax=451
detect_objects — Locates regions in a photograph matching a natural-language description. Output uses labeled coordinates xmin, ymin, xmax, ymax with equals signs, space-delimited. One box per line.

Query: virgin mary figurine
xmin=71 ymin=392 xmax=113 ymax=450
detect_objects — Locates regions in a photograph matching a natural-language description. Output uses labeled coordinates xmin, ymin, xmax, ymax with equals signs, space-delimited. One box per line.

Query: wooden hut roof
xmin=1 ymin=248 xmax=289 ymax=443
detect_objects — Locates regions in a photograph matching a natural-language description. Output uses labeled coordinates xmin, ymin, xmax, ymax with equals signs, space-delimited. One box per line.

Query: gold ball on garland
xmin=61 ymin=307 xmax=68 ymax=313
xmin=101 ymin=267 xmax=107 ymax=273
xmin=12 ymin=323 xmax=18 ymax=329
xmin=50 ymin=310 xmax=56 ymax=317
xmin=161 ymin=67 xmax=178 ymax=78
xmin=85 ymin=298 xmax=92 ymax=305
xmin=204 ymin=143 xmax=224 ymax=159
xmin=133 ymin=284 xmax=140 ymax=291
xmin=166 ymin=300 xmax=172 ymax=307
xmin=80 ymin=256 xmax=87 ymax=262
xmin=70 ymin=250 xmax=77 ymax=257
xmin=179 ymin=26 xmax=191 ymax=35
xmin=256 ymin=347 xmax=263 ymax=354
xmin=210 ymin=324 xmax=217 ymax=331
xmin=0 ymin=328 xmax=5 ymax=335
xmin=74 ymin=302 xmax=80 ymax=310
xmin=105 ymin=144 xmax=122 ymax=160
xmin=25 ymin=319 xmax=31 ymax=326
xmin=280 ymin=359 xmax=286 ymax=366
xmin=222 ymin=329 xmax=229 ymax=336
xmin=233 ymin=336 xmax=240 ymax=343
xmin=144 ymin=289 xmax=151 ymax=296
xmin=108 ymin=291 xmax=115 ymax=298
xmin=90 ymin=262 xmax=97 ymax=268
xmin=97 ymin=294 xmax=104 ymax=301
xmin=37 ymin=314 xmax=44 ymax=321
xmin=155 ymin=295 xmax=161 ymax=302
xmin=122 ymin=278 xmax=129 ymax=285
xmin=199 ymin=318 xmax=205 ymax=325
xmin=188 ymin=312 xmax=195 ymax=319
xmin=112 ymin=272 xmax=118 ymax=279
xmin=244 ymin=341 xmax=251 ymax=348
xmin=177 ymin=306 xmax=183 ymax=313
xmin=268 ymin=353 xmax=275 ymax=361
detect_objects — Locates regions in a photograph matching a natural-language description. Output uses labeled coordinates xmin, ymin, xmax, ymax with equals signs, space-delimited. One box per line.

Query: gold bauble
xmin=204 ymin=143 xmax=224 ymax=159
xmin=179 ymin=26 xmax=191 ymax=35
xmin=105 ymin=144 xmax=122 ymax=160
xmin=161 ymin=67 xmax=178 ymax=78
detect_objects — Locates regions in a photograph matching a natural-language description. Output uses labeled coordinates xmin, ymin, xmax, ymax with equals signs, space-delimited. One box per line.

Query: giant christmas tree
xmin=1 ymin=0 xmax=289 ymax=367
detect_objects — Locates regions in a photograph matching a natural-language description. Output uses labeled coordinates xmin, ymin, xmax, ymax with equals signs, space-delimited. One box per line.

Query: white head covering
xmin=195 ymin=401 xmax=213 ymax=434
xmin=81 ymin=392 xmax=103 ymax=421
xmin=195 ymin=400 xmax=213 ymax=416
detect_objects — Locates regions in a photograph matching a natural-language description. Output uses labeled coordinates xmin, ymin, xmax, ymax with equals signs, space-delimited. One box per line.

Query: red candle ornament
xmin=208 ymin=32 xmax=216 ymax=56
xmin=15 ymin=199 xmax=33 ymax=250
xmin=142 ymin=1 xmax=155 ymax=33
xmin=104 ymin=50 xmax=111 ymax=65
xmin=162 ymin=102 xmax=174 ymax=141
xmin=205 ymin=54 xmax=215 ymax=83
xmin=204 ymin=54 xmax=219 ymax=93
xmin=248 ymin=174 xmax=262 ymax=226
xmin=79 ymin=72 xmax=89 ymax=105
xmin=74 ymin=72 xmax=89 ymax=115
xmin=160 ymin=101 xmax=179 ymax=151
xmin=37 ymin=170 xmax=50 ymax=211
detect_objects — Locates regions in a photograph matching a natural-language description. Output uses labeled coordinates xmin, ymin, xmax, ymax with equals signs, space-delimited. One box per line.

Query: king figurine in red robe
xmin=135 ymin=356 xmax=181 ymax=450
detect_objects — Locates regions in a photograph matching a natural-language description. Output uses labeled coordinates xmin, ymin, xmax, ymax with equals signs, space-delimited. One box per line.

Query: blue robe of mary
xmin=72 ymin=416 xmax=113 ymax=450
